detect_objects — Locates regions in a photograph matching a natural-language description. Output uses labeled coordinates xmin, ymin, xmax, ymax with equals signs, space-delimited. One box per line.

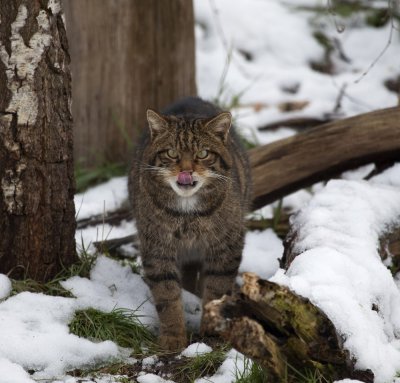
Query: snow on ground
xmin=0 ymin=274 xmax=11 ymax=300
xmin=61 ymin=256 xmax=158 ymax=328
xmin=75 ymin=177 xmax=128 ymax=220
xmin=240 ymin=229 xmax=283 ymax=279
xmin=0 ymin=290 xmax=122 ymax=381
xmin=195 ymin=350 xmax=248 ymax=383
xmin=195 ymin=0 xmax=400 ymax=140
xmin=137 ymin=374 xmax=175 ymax=383
xmin=0 ymin=358 xmax=34 ymax=383
xmin=1 ymin=0 xmax=399 ymax=382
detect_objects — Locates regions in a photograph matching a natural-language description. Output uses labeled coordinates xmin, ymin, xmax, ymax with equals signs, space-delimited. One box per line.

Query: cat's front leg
xmin=141 ymin=240 xmax=187 ymax=351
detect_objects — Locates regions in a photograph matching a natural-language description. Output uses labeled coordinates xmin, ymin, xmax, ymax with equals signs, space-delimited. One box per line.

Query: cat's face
xmin=143 ymin=110 xmax=232 ymax=198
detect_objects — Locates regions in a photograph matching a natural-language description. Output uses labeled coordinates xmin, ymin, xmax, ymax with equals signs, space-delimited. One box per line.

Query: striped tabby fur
xmin=129 ymin=97 xmax=251 ymax=351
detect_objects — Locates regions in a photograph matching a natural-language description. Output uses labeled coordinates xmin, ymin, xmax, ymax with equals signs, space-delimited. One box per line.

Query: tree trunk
xmin=0 ymin=0 xmax=77 ymax=282
xmin=63 ymin=0 xmax=197 ymax=168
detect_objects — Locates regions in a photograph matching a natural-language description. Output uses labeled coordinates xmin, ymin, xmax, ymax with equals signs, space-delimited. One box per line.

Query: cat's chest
xmin=173 ymin=217 xmax=205 ymax=242
xmin=173 ymin=218 xmax=209 ymax=264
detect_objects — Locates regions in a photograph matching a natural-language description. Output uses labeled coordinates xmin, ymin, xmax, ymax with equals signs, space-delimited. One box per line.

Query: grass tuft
xmin=69 ymin=307 xmax=155 ymax=354
xmin=175 ymin=347 xmax=227 ymax=382
xmin=235 ymin=357 xmax=269 ymax=383
xmin=287 ymin=363 xmax=330 ymax=383
xmin=64 ymin=243 xmax=98 ymax=279
xmin=235 ymin=357 xmax=331 ymax=383
xmin=11 ymin=246 xmax=97 ymax=297
xmin=11 ymin=278 xmax=73 ymax=297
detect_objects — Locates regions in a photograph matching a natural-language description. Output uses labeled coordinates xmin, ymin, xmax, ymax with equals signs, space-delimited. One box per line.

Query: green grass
xmin=235 ymin=358 xmax=270 ymax=383
xmin=272 ymin=199 xmax=284 ymax=233
xmin=65 ymin=239 xmax=98 ymax=279
xmin=69 ymin=307 xmax=155 ymax=354
xmin=235 ymin=357 xmax=332 ymax=383
xmin=75 ymin=161 xmax=127 ymax=193
xmin=365 ymin=8 xmax=391 ymax=27
xmin=289 ymin=366 xmax=330 ymax=383
xmin=175 ymin=347 xmax=227 ymax=382
xmin=11 ymin=277 xmax=73 ymax=297
xmin=313 ymin=31 xmax=333 ymax=51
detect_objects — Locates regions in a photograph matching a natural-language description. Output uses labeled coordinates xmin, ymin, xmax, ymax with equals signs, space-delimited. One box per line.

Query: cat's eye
xmin=197 ymin=150 xmax=209 ymax=159
xmin=166 ymin=149 xmax=179 ymax=159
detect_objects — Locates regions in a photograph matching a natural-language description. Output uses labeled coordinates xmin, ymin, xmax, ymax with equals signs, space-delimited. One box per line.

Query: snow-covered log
xmin=249 ymin=106 xmax=400 ymax=209
xmin=204 ymin=273 xmax=373 ymax=382
xmin=204 ymin=167 xmax=400 ymax=383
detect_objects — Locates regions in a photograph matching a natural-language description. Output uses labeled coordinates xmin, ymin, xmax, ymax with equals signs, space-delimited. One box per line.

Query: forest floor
xmin=1 ymin=0 xmax=400 ymax=382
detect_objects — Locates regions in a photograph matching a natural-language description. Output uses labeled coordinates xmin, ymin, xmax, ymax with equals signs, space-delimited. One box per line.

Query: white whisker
xmin=208 ymin=172 xmax=231 ymax=182
xmin=139 ymin=162 xmax=170 ymax=175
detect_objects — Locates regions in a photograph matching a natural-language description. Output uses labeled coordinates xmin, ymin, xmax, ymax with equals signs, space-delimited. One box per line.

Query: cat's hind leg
xmin=200 ymin=235 xmax=244 ymax=334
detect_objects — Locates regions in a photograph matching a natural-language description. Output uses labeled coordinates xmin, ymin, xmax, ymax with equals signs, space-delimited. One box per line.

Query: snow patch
xmin=61 ymin=255 xmax=157 ymax=328
xmin=0 ymin=274 xmax=12 ymax=300
xmin=195 ymin=349 xmax=247 ymax=383
xmin=0 ymin=292 xmax=121 ymax=379
xmin=181 ymin=342 xmax=212 ymax=357
xmin=137 ymin=374 xmax=175 ymax=383
xmin=75 ymin=176 xmax=128 ymax=220
xmin=240 ymin=229 xmax=283 ymax=279
xmin=334 ymin=380 xmax=364 ymax=383
xmin=371 ymin=163 xmax=400 ymax=188
xmin=0 ymin=358 xmax=34 ymax=383
xmin=142 ymin=356 xmax=158 ymax=367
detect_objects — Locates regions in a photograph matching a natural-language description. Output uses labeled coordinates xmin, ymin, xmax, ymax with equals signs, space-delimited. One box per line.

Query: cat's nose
xmin=180 ymin=159 xmax=193 ymax=173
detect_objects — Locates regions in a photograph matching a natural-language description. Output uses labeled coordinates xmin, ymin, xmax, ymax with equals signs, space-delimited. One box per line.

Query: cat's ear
xmin=147 ymin=109 xmax=168 ymax=140
xmin=204 ymin=112 xmax=232 ymax=142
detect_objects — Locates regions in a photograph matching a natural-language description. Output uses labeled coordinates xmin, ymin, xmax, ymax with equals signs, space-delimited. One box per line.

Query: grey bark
xmin=0 ymin=0 xmax=77 ymax=282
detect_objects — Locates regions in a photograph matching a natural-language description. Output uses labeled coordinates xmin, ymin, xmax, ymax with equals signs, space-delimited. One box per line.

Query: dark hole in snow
xmin=384 ymin=75 xmax=400 ymax=94
xmin=237 ymin=49 xmax=253 ymax=61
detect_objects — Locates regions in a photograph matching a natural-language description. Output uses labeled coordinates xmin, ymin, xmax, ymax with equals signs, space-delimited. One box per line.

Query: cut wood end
xmin=241 ymin=272 xmax=263 ymax=299
xmin=202 ymin=296 xmax=232 ymax=336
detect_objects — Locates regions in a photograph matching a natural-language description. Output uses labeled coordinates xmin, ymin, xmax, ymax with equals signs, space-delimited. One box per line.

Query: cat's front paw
xmin=159 ymin=334 xmax=187 ymax=352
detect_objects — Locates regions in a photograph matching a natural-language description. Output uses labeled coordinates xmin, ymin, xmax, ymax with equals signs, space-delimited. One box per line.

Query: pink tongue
xmin=178 ymin=172 xmax=193 ymax=185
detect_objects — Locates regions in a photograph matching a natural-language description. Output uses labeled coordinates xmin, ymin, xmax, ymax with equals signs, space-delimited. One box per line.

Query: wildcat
xmin=129 ymin=97 xmax=251 ymax=351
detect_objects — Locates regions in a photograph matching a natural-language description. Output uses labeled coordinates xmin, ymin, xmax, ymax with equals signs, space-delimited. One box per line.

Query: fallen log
xmin=76 ymin=208 xmax=132 ymax=230
xmin=203 ymin=273 xmax=373 ymax=382
xmin=249 ymin=106 xmax=400 ymax=209
xmin=257 ymin=116 xmax=333 ymax=131
xmin=93 ymin=234 xmax=137 ymax=254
